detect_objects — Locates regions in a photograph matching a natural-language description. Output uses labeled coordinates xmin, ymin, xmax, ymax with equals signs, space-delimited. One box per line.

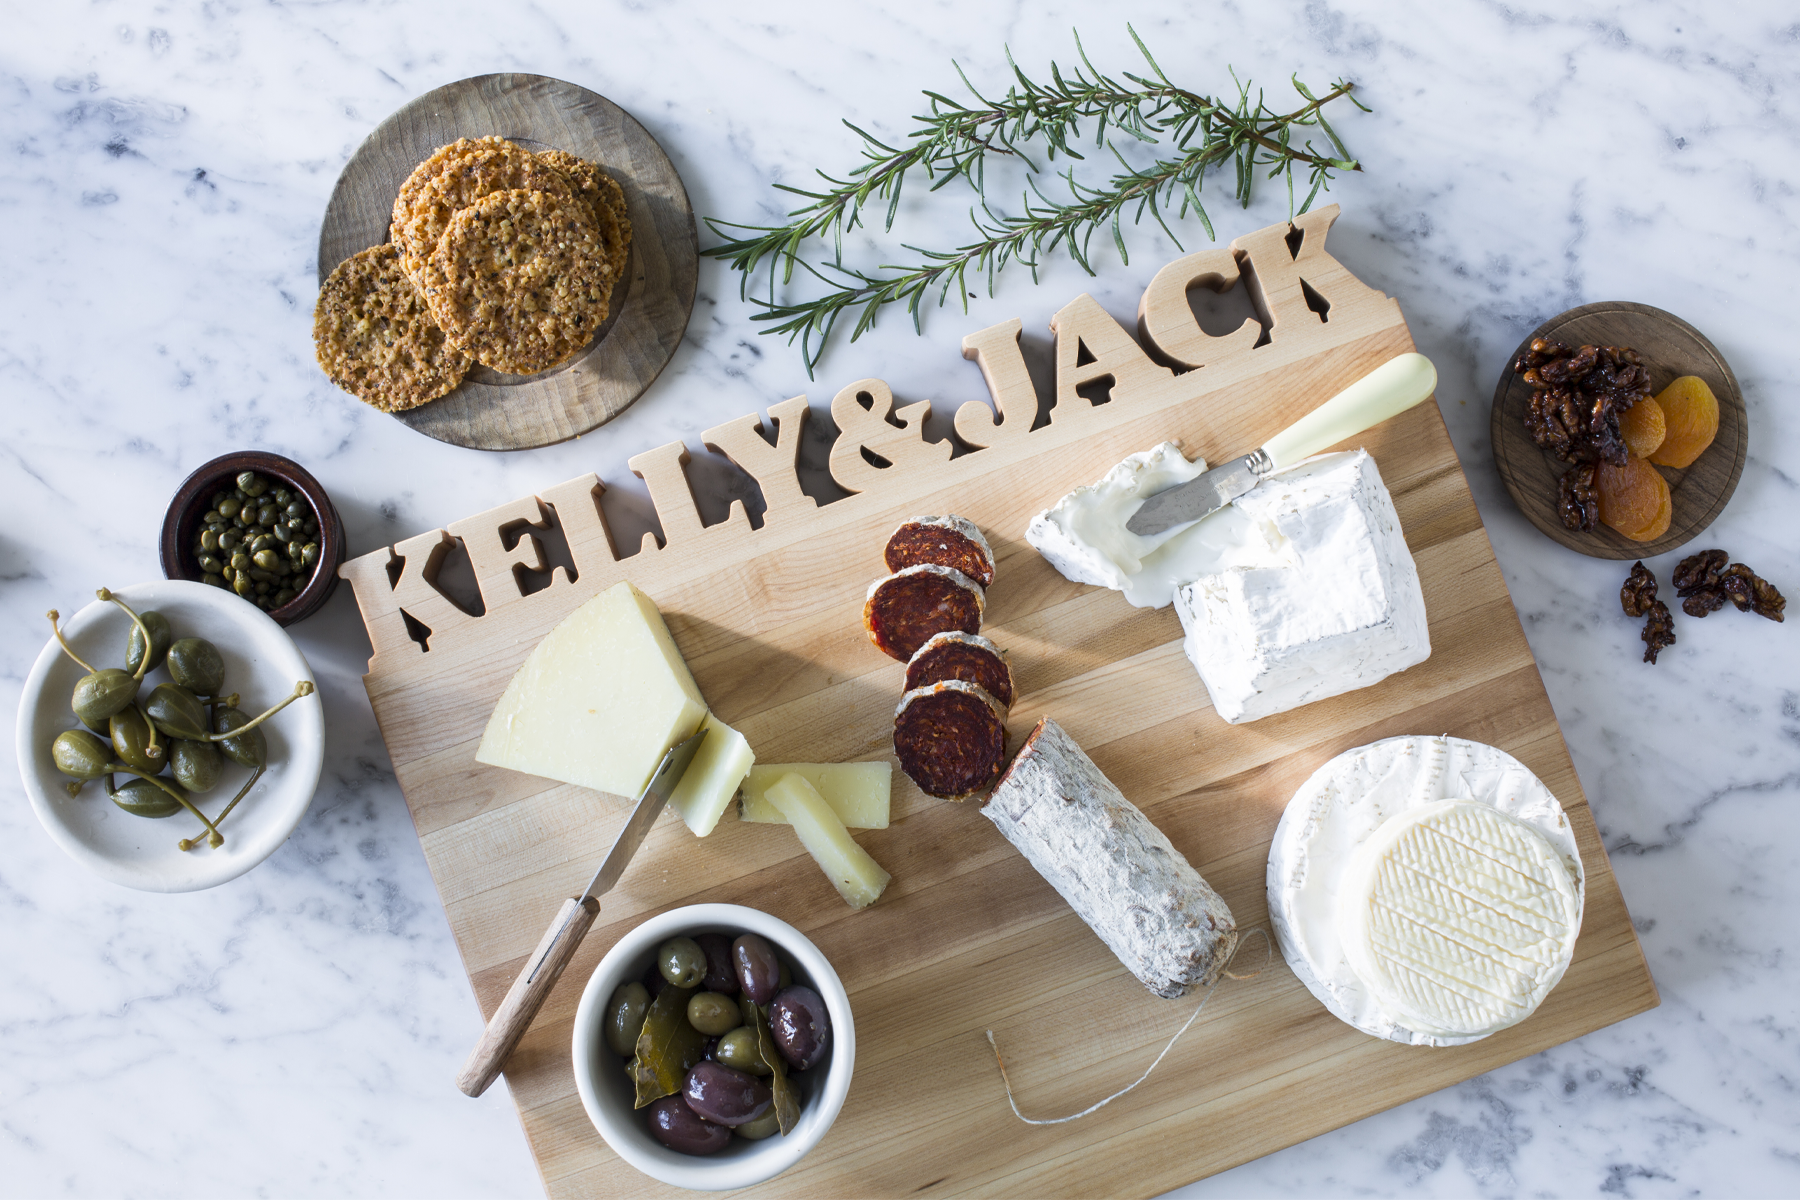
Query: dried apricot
xmin=1621 ymin=472 xmax=1672 ymax=542
xmin=1647 ymin=375 xmax=1719 ymax=468
xmin=1596 ymin=456 xmax=1664 ymax=536
xmin=1618 ymin=396 xmax=1666 ymax=459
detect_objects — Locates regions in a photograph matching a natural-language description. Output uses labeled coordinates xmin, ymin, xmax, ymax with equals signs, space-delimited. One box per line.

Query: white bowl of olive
xmin=16 ymin=579 xmax=325 ymax=892
xmin=571 ymin=903 xmax=855 ymax=1192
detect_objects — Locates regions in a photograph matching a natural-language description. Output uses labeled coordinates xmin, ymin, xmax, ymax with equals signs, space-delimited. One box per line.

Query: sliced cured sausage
xmin=892 ymin=681 xmax=1008 ymax=801
xmin=884 ymin=515 xmax=996 ymax=588
xmin=863 ymin=565 xmax=984 ymax=662
xmin=983 ymin=717 xmax=1238 ymax=998
xmin=904 ymin=631 xmax=1014 ymax=710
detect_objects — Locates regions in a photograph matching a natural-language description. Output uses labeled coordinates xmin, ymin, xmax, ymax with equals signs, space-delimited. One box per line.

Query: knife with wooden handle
xmin=1125 ymin=353 xmax=1438 ymax=536
xmin=456 ymin=726 xmax=708 ymax=1098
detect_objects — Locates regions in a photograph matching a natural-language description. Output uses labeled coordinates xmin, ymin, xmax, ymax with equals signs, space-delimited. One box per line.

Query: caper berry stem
xmin=104 ymin=762 xmax=224 ymax=849
xmin=211 ymin=764 xmax=265 ymax=831
xmin=134 ymin=699 xmax=165 ymax=762
xmin=195 ymin=680 xmax=314 ymax=742
xmin=45 ymin=610 xmax=98 ymax=674
xmin=98 ymin=589 xmax=155 ymax=683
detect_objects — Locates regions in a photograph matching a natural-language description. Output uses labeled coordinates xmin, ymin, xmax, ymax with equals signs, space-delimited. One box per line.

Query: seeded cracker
xmin=398 ymin=141 xmax=577 ymax=287
xmin=389 ymin=137 xmax=505 ymax=267
xmin=536 ymin=149 xmax=634 ymax=273
xmin=313 ymin=244 xmax=471 ymax=411
xmin=423 ymin=188 xmax=613 ymax=375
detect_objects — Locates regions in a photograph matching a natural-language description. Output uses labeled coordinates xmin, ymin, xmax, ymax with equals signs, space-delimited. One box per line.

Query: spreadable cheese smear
xmin=1266 ymin=736 xmax=1585 ymax=1047
xmin=1174 ymin=450 xmax=1429 ymax=723
xmin=475 ymin=581 xmax=708 ymax=799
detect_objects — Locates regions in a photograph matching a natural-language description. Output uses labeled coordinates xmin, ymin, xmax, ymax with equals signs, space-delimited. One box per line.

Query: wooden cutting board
xmin=339 ymin=205 xmax=1657 ymax=1198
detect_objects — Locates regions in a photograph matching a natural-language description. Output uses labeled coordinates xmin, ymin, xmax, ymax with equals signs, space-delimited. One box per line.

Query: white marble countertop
xmin=3 ymin=1 xmax=1797 ymax=1195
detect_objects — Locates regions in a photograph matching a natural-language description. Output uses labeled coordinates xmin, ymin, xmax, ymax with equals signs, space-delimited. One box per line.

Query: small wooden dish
xmin=317 ymin=73 xmax=698 ymax=452
xmin=160 ymin=451 xmax=347 ymax=626
xmin=1491 ymin=301 xmax=1747 ymax=559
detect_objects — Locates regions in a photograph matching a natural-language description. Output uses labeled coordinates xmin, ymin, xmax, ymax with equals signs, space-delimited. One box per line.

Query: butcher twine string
xmin=985 ymin=928 xmax=1272 ymax=1126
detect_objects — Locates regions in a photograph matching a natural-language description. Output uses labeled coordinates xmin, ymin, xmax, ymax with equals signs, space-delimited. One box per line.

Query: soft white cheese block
xmin=1266 ymin=736 xmax=1585 ymax=1047
xmin=1174 ymin=450 xmax=1429 ymax=724
xmin=738 ymin=763 xmax=891 ymax=829
xmin=666 ymin=713 xmax=755 ymax=837
xmin=1026 ymin=442 xmax=1303 ymax=610
xmin=475 ymin=581 xmax=708 ymax=799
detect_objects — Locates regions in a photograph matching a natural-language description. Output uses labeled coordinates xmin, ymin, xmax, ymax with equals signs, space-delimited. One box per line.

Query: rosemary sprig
xmin=703 ymin=27 xmax=1368 ymax=376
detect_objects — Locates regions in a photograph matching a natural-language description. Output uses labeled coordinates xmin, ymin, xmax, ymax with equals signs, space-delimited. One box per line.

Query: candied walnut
xmin=1618 ymin=395 xmax=1667 ymax=459
xmin=1621 ymin=562 xmax=1657 ymax=618
xmin=1673 ymin=549 xmax=1729 ymax=595
xmin=1557 ymin=463 xmax=1599 ymax=532
xmin=1720 ymin=563 xmax=1786 ymax=622
xmin=1514 ymin=338 xmax=1648 ymax=467
xmin=1647 ymin=375 xmax=1720 ymax=469
xmin=1641 ymin=600 xmax=1676 ymax=664
xmin=1682 ymin=587 xmax=1727 ymax=618
xmin=1595 ymin=457 xmax=1665 ymax=537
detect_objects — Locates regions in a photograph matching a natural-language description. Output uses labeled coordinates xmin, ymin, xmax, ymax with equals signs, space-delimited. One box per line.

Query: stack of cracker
xmin=313 ymin=136 xmax=634 ymax=413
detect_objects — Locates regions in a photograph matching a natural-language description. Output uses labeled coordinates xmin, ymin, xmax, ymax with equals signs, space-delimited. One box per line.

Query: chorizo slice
xmin=884 ymin=515 xmax=996 ymax=588
xmin=904 ymin=631 xmax=1014 ymax=710
xmin=984 ymin=717 xmax=1238 ymax=998
xmin=892 ymin=680 xmax=1008 ymax=801
xmin=863 ymin=565 xmax=984 ymax=662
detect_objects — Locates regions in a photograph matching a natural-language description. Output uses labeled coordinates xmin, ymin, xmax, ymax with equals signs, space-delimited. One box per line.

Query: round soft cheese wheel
xmin=1335 ymin=799 xmax=1581 ymax=1040
xmin=1265 ymin=735 xmax=1584 ymax=1047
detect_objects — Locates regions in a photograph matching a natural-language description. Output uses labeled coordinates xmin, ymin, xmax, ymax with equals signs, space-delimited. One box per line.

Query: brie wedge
xmin=1266 ymin=735 xmax=1585 ymax=1046
xmin=475 ymin=581 xmax=708 ymax=799
xmin=1174 ymin=450 xmax=1429 ymax=724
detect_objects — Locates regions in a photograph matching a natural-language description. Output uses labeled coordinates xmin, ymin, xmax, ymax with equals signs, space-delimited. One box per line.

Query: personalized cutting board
xmin=341 ymin=205 xmax=1657 ymax=1198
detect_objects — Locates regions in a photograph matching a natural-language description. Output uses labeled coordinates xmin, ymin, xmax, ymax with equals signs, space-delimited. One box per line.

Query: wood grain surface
xmin=1490 ymin=301 xmax=1747 ymax=559
xmin=317 ymin=73 xmax=697 ymax=452
xmin=341 ymin=215 xmax=1656 ymax=1197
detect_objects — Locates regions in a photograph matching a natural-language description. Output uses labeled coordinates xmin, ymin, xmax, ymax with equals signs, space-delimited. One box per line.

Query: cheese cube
xmin=1174 ymin=451 xmax=1430 ymax=724
xmin=765 ymin=773 xmax=891 ymax=910
xmin=666 ymin=713 xmax=755 ymax=837
xmin=475 ymin=581 xmax=708 ymax=798
xmin=738 ymin=763 xmax=891 ymax=829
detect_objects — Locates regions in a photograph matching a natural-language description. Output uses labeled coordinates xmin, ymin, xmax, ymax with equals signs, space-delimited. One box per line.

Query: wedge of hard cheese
xmin=667 ymin=713 xmax=755 ymax=837
xmin=738 ymin=763 xmax=891 ymax=829
xmin=476 ymin=581 xmax=707 ymax=799
xmin=765 ymin=772 xmax=891 ymax=910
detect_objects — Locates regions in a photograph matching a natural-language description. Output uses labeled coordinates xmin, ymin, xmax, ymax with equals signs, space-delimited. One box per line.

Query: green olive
xmin=713 ymin=1026 xmax=771 ymax=1075
xmin=109 ymin=706 xmax=163 ymax=774
xmin=170 ymin=739 xmax=223 ymax=793
xmin=605 ymin=981 xmax=652 ymax=1057
xmin=213 ymin=706 xmax=267 ymax=769
xmin=144 ymin=683 xmax=209 ymax=741
xmin=166 ymin=637 xmax=225 ymax=694
xmin=108 ymin=777 xmax=183 ymax=818
xmin=71 ymin=668 xmax=139 ymax=726
xmin=125 ymin=610 xmax=174 ymax=676
xmin=657 ymin=937 xmax=707 ymax=989
xmin=734 ymin=1107 xmax=782 ymax=1140
xmin=52 ymin=729 xmax=113 ymax=780
xmin=686 ymin=992 xmax=742 ymax=1037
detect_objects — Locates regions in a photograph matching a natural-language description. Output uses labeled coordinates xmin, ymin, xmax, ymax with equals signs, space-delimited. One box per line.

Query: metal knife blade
xmin=1125 ymin=449 xmax=1273 ymax=537
xmin=579 ymin=725 xmax=708 ymax=903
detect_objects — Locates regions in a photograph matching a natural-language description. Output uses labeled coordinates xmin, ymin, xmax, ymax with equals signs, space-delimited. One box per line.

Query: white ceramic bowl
xmin=572 ymin=904 xmax=855 ymax=1191
xmin=16 ymin=580 xmax=325 ymax=892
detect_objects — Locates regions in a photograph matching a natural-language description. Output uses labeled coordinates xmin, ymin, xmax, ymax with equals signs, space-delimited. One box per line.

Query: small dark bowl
xmin=160 ymin=452 xmax=347 ymax=627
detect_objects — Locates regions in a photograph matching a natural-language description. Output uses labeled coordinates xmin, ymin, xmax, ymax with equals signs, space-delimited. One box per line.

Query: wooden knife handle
xmin=457 ymin=895 xmax=600 ymax=1098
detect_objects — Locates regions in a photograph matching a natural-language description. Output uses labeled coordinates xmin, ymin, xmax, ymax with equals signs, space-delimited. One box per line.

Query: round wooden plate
xmin=1490 ymin=301 xmax=1747 ymax=559
xmin=317 ymin=73 xmax=697 ymax=451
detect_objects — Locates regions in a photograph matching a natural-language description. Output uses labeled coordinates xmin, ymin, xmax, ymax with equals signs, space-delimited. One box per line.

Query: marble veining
xmin=2 ymin=0 xmax=1797 ymax=1196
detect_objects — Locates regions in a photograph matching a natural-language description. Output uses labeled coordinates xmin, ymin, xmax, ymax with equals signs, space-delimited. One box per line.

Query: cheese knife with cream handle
xmin=457 ymin=727 xmax=708 ymax=1098
xmin=1126 ymin=352 xmax=1438 ymax=536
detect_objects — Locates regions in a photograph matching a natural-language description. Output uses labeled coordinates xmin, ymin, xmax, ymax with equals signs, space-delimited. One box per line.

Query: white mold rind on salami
xmin=983 ymin=718 xmax=1239 ymax=998
xmin=885 ymin=514 xmax=996 ymax=587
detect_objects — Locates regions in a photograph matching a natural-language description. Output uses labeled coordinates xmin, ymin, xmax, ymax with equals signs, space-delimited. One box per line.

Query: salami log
xmin=905 ymin=631 xmax=1014 ymax=710
xmin=884 ymin=515 xmax=996 ymax=588
xmin=892 ymin=681 xmax=1009 ymax=800
xmin=983 ymin=718 xmax=1238 ymax=998
xmin=863 ymin=565 xmax=985 ymax=661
